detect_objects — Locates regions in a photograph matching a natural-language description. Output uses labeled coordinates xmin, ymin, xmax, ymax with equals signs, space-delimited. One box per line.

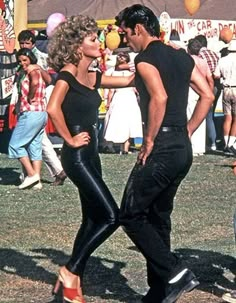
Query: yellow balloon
xmin=184 ymin=0 xmax=201 ymax=15
xmin=105 ymin=31 xmax=121 ymax=51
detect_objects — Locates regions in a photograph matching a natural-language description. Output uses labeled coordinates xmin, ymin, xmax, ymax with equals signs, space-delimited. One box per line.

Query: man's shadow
xmin=175 ymin=248 xmax=236 ymax=297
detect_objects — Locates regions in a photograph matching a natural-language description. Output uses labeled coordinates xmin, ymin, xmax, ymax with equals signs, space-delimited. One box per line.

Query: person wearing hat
xmin=214 ymin=39 xmax=236 ymax=155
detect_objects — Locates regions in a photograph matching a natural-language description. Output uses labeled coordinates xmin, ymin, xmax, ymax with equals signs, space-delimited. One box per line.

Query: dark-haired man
xmin=116 ymin=4 xmax=214 ymax=303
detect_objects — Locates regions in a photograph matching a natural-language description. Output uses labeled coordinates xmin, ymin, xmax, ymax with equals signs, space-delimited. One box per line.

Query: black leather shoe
xmin=224 ymin=146 xmax=234 ymax=156
xmin=227 ymin=145 xmax=236 ymax=156
xmin=162 ymin=269 xmax=199 ymax=303
xmin=102 ymin=146 xmax=116 ymax=154
xmin=142 ymin=288 xmax=165 ymax=303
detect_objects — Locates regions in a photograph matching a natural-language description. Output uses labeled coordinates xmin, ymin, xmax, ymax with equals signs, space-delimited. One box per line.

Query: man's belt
xmin=160 ymin=126 xmax=186 ymax=132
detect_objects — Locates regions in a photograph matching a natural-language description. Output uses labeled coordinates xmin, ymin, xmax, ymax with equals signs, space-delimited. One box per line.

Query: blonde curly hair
xmin=47 ymin=15 xmax=98 ymax=72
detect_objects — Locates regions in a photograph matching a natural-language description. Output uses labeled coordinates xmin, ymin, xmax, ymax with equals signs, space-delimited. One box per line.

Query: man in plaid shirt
xmin=195 ymin=35 xmax=219 ymax=73
xmin=195 ymin=35 xmax=221 ymax=151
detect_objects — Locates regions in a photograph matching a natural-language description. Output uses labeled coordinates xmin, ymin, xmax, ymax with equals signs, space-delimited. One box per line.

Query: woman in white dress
xmin=103 ymin=52 xmax=143 ymax=154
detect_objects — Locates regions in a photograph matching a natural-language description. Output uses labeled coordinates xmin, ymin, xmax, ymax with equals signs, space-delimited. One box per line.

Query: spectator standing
xmin=8 ymin=48 xmax=48 ymax=189
xmin=187 ymin=38 xmax=214 ymax=155
xmin=214 ymin=39 xmax=236 ymax=155
xmin=195 ymin=34 xmax=220 ymax=151
xmin=17 ymin=30 xmax=67 ymax=186
xmin=103 ymin=52 xmax=143 ymax=154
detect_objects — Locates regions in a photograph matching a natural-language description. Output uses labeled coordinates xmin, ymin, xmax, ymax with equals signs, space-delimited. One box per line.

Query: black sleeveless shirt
xmin=135 ymin=41 xmax=195 ymax=127
xmin=56 ymin=70 xmax=102 ymax=127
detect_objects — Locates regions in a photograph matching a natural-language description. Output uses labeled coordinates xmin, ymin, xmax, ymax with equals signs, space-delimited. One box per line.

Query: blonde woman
xmin=47 ymin=15 xmax=134 ymax=302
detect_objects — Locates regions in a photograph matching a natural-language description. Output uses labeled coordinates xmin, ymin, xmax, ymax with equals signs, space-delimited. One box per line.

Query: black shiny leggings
xmin=61 ymin=125 xmax=119 ymax=280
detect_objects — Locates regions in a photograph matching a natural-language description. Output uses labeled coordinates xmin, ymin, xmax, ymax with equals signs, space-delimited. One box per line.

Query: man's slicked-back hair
xmin=115 ymin=4 xmax=160 ymax=38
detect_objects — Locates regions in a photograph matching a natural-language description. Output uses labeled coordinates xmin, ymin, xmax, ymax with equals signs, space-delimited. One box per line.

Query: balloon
xmin=184 ymin=0 xmax=201 ymax=15
xmin=220 ymin=27 xmax=233 ymax=44
xmin=105 ymin=31 xmax=120 ymax=50
xmin=46 ymin=13 xmax=66 ymax=37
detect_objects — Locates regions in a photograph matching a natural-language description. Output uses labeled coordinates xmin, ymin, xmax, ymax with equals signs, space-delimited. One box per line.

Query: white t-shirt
xmin=214 ymin=52 xmax=236 ymax=86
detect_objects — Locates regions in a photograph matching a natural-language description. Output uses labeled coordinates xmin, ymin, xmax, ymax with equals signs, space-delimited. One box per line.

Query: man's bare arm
xmin=188 ymin=65 xmax=215 ymax=137
xmin=136 ymin=62 xmax=168 ymax=165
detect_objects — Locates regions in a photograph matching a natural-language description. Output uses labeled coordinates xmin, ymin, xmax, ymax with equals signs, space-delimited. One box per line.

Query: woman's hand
xmin=68 ymin=132 xmax=91 ymax=148
xmin=27 ymin=64 xmax=40 ymax=74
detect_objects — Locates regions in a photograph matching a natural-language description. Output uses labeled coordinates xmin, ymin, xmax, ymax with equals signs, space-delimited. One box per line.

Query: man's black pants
xmin=120 ymin=128 xmax=193 ymax=301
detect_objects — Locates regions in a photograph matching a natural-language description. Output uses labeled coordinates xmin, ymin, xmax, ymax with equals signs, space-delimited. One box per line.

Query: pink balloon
xmin=46 ymin=13 xmax=66 ymax=37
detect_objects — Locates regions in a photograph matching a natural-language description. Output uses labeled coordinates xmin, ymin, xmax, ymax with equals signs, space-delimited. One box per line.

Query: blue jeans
xmin=206 ymin=106 xmax=217 ymax=146
xmin=8 ymin=111 xmax=47 ymax=160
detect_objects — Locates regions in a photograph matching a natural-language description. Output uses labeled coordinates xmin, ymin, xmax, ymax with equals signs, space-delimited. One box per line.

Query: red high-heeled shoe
xmin=53 ymin=267 xmax=86 ymax=303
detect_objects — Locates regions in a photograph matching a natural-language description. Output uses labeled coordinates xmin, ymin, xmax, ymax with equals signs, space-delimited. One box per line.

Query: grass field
xmin=0 ymin=151 xmax=235 ymax=303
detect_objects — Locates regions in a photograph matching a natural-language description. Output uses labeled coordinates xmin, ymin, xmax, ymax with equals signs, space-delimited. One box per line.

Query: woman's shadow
xmin=0 ymin=247 xmax=140 ymax=302
xmin=175 ymin=248 xmax=236 ymax=297
xmin=32 ymin=248 xmax=141 ymax=302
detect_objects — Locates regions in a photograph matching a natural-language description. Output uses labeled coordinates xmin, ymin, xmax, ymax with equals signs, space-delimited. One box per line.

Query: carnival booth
xmin=0 ymin=0 xmax=27 ymax=152
xmin=0 ymin=0 xmax=16 ymax=133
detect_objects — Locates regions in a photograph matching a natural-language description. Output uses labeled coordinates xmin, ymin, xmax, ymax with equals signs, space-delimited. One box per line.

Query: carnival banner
xmin=170 ymin=18 xmax=236 ymax=44
xmin=0 ymin=0 xmax=17 ymax=132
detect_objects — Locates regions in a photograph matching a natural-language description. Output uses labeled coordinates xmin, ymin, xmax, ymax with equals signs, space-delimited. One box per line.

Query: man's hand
xmin=137 ymin=141 xmax=154 ymax=165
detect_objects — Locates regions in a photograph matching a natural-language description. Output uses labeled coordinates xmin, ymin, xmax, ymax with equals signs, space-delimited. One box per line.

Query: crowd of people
xmin=99 ymin=30 xmax=236 ymax=161
xmin=2 ymin=3 xmax=236 ymax=303
xmin=169 ymin=32 xmax=236 ymax=158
